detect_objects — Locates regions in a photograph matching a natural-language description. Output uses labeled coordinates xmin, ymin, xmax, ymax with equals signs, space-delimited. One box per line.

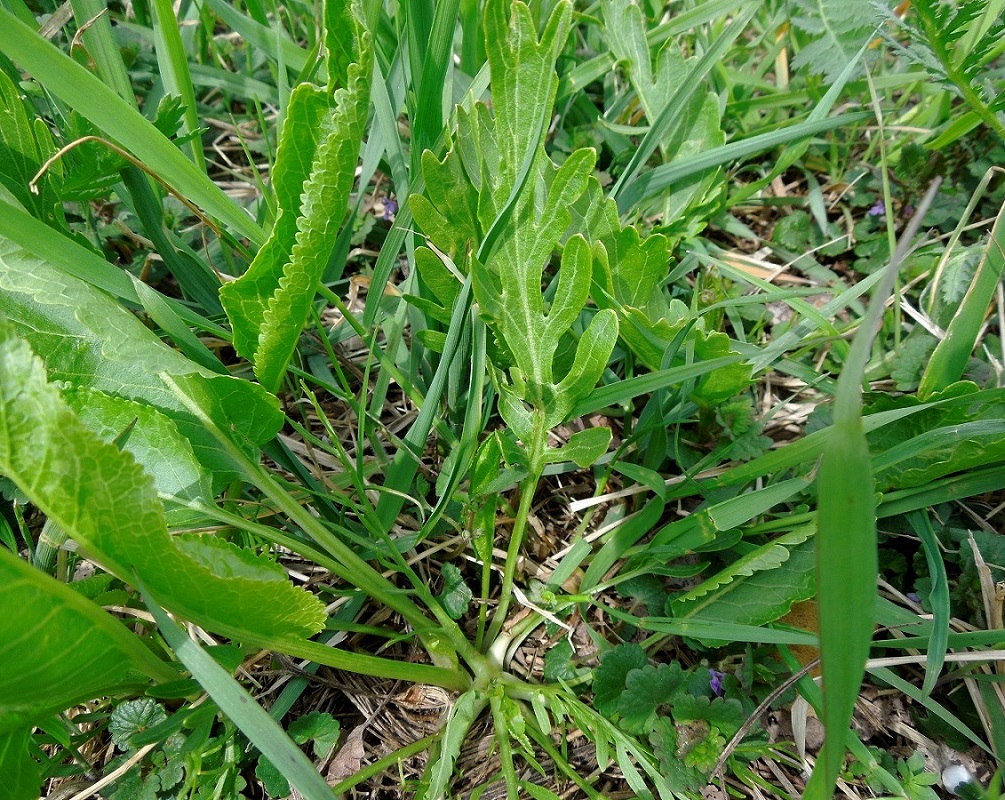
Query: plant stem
xmin=484 ymin=410 xmax=548 ymax=653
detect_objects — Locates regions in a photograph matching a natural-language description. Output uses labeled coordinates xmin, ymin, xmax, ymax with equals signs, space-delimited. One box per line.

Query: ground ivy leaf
xmin=289 ymin=711 xmax=341 ymax=759
xmin=110 ymin=699 xmax=167 ymax=750
xmin=438 ymin=562 xmax=473 ymax=620
xmin=592 ymin=643 xmax=648 ymax=717
xmin=544 ymin=639 xmax=581 ymax=683
xmin=672 ymin=695 xmax=745 ymax=739
xmin=650 ymin=716 xmax=706 ymax=793
xmin=617 ymin=663 xmax=687 ymax=734
xmin=255 ymin=756 xmax=291 ymax=798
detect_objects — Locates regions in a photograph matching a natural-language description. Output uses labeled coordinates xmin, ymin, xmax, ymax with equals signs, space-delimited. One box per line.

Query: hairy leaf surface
xmin=0 ymin=318 xmax=326 ymax=645
xmin=788 ymin=0 xmax=879 ymax=81
xmin=0 ymin=240 xmax=281 ymax=488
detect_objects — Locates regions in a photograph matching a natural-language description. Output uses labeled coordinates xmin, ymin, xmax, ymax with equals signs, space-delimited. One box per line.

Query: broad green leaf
xmin=670 ymin=525 xmax=815 ymax=616
xmin=64 ymin=386 xmax=212 ymax=506
xmin=541 ymin=427 xmax=612 ymax=468
xmin=289 ymin=711 xmax=341 ymax=758
xmin=576 ymin=179 xmax=750 ymax=404
xmin=603 ymin=0 xmax=725 ymax=228
xmin=220 ymin=83 xmax=331 ymax=362
xmin=0 ymin=547 xmax=175 ymax=734
xmin=0 ymin=729 xmax=39 ymax=800
xmin=415 ymin=0 xmax=619 ymax=451
xmin=0 ymin=317 xmax=326 ymax=645
xmin=920 ymin=202 xmax=1005 ymax=398
xmin=0 ymin=240 xmax=282 ymax=488
xmin=220 ymin=0 xmax=372 ymax=391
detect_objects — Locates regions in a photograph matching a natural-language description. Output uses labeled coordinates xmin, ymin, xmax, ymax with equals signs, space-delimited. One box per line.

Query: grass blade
xmin=0 ymin=8 xmax=263 ymax=244
xmin=151 ymin=0 xmax=206 ymax=170
xmin=919 ymin=196 xmax=1005 ymax=398
xmin=616 ymin=111 xmax=870 ymax=210
xmin=139 ymin=582 xmax=338 ymax=800
xmin=806 ymin=180 xmax=940 ymax=799
xmin=907 ymin=510 xmax=950 ymax=698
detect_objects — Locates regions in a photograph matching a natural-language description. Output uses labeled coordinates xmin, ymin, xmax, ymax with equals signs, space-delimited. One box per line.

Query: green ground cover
xmin=1 ymin=0 xmax=1004 ymax=797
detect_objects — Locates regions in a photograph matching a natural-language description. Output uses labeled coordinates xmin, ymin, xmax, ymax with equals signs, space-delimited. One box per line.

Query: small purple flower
xmin=906 ymin=592 xmax=921 ymax=603
xmin=867 ymin=200 xmax=886 ymax=217
xmin=709 ymin=669 xmax=725 ymax=697
xmin=382 ymin=197 xmax=398 ymax=221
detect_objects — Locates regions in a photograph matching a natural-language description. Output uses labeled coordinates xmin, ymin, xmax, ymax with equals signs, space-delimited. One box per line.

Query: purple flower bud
xmin=382 ymin=197 xmax=398 ymax=221
xmin=906 ymin=592 xmax=921 ymax=603
xmin=867 ymin=200 xmax=886 ymax=217
xmin=709 ymin=669 xmax=725 ymax=697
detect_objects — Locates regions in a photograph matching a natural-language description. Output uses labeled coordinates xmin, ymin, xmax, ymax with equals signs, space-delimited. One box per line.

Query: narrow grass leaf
xmin=919 ymin=199 xmax=1005 ymax=398
xmin=807 ymin=181 xmax=940 ymax=799
xmin=412 ymin=0 xmax=459 ymax=155
xmin=140 ymin=586 xmax=337 ymax=800
xmin=617 ymin=112 xmax=870 ymax=210
xmin=0 ymin=8 xmax=263 ymax=244
xmin=151 ymin=0 xmax=205 ymax=169
xmin=907 ymin=511 xmax=950 ymax=697
xmin=68 ymin=0 xmax=135 ymax=103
